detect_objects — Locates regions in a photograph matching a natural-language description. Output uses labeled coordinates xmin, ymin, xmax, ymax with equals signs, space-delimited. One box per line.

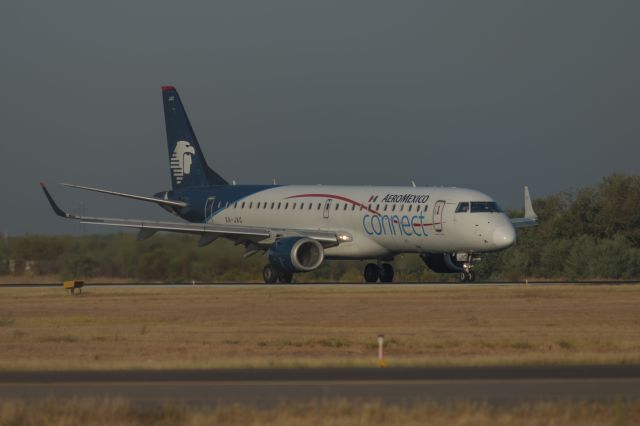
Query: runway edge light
xmin=377 ymin=334 xmax=386 ymax=368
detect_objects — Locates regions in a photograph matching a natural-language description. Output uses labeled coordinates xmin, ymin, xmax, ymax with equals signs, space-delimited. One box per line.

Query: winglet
xmin=524 ymin=186 xmax=537 ymax=220
xmin=40 ymin=182 xmax=74 ymax=218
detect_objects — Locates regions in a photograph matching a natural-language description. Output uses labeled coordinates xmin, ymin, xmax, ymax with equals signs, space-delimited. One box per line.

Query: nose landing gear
xmin=460 ymin=270 xmax=476 ymax=282
xmin=363 ymin=263 xmax=394 ymax=283
xmin=456 ymin=253 xmax=480 ymax=282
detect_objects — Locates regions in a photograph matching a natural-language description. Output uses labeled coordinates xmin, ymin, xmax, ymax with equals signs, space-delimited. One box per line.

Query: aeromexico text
xmin=381 ymin=194 xmax=429 ymax=204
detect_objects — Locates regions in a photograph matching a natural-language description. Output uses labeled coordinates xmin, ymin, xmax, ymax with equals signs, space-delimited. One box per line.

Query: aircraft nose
xmin=492 ymin=225 xmax=516 ymax=248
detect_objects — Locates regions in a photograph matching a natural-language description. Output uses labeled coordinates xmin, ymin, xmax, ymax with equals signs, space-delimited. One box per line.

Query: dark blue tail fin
xmin=162 ymin=86 xmax=227 ymax=189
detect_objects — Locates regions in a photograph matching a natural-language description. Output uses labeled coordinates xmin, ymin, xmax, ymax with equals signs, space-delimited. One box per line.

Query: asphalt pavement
xmin=1 ymin=365 xmax=639 ymax=406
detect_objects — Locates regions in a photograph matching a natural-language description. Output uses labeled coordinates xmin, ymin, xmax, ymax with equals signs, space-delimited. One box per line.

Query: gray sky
xmin=1 ymin=1 xmax=639 ymax=235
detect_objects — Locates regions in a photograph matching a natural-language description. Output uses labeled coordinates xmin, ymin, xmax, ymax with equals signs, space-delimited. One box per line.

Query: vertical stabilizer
xmin=162 ymin=86 xmax=227 ymax=189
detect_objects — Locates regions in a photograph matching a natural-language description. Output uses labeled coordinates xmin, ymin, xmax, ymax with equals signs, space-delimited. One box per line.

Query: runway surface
xmin=2 ymin=365 xmax=640 ymax=406
xmin=1 ymin=280 xmax=639 ymax=288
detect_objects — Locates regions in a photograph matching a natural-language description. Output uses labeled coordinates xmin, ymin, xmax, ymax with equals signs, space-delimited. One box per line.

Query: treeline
xmin=0 ymin=233 xmax=440 ymax=282
xmin=2 ymin=174 xmax=640 ymax=282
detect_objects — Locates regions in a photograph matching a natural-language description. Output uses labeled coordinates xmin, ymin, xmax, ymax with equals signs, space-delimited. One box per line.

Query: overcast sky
xmin=1 ymin=1 xmax=638 ymax=235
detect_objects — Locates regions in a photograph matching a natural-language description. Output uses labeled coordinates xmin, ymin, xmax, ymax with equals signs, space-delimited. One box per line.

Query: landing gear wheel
xmin=278 ymin=271 xmax=293 ymax=284
xmin=459 ymin=271 xmax=476 ymax=283
xmin=379 ymin=263 xmax=394 ymax=283
xmin=364 ymin=263 xmax=379 ymax=283
xmin=263 ymin=264 xmax=278 ymax=284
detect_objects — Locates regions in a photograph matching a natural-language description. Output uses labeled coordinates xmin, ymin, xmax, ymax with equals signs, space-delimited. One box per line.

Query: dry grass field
xmin=0 ymin=284 xmax=639 ymax=370
xmin=1 ymin=398 xmax=639 ymax=426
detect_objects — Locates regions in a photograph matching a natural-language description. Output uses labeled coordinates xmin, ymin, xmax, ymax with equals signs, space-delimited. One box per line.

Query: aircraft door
xmin=323 ymin=199 xmax=332 ymax=219
xmin=433 ymin=200 xmax=445 ymax=232
xmin=205 ymin=196 xmax=216 ymax=221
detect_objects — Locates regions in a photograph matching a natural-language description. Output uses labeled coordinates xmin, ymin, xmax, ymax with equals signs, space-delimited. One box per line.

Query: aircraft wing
xmin=510 ymin=186 xmax=539 ymax=229
xmin=61 ymin=182 xmax=188 ymax=208
xmin=40 ymin=183 xmax=339 ymax=247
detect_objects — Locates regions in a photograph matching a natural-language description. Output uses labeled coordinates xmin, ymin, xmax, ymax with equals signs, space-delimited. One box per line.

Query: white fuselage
xmin=207 ymin=185 xmax=516 ymax=259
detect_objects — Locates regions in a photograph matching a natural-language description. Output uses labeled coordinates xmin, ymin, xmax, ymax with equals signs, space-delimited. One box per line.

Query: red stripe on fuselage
xmin=286 ymin=193 xmax=438 ymax=227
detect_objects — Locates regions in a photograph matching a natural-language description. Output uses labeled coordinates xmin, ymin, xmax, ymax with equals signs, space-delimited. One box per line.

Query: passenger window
xmin=384 ymin=205 xmax=388 ymax=211
xmin=308 ymin=203 xmax=313 ymax=210
xmin=351 ymin=204 xmax=355 ymax=211
xmin=317 ymin=203 xmax=322 ymax=210
xmin=455 ymin=202 xmax=470 ymax=213
xmin=278 ymin=202 xmax=281 ymax=209
xmin=424 ymin=205 xmax=428 ymax=212
xmin=376 ymin=204 xmax=380 ymax=211
xmin=292 ymin=203 xmax=296 ymax=209
xmin=270 ymin=202 xmax=274 ymax=209
xmin=400 ymin=205 xmax=404 ymax=212
xmin=408 ymin=205 xmax=413 ymax=212
xmin=300 ymin=203 xmax=304 ymax=209
xmin=285 ymin=203 xmax=289 ymax=209
xmin=335 ymin=203 xmax=340 ymax=210
xmin=241 ymin=202 xmax=245 ymax=209
xmin=234 ymin=202 xmax=237 ymax=208
xmin=249 ymin=202 xmax=253 ymax=209
xmin=343 ymin=204 xmax=348 ymax=211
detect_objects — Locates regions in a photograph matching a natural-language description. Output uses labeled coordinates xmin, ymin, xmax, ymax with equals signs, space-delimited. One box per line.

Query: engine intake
xmin=268 ymin=237 xmax=325 ymax=273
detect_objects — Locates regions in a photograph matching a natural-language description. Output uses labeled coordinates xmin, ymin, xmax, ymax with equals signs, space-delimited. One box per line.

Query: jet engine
xmin=267 ymin=237 xmax=325 ymax=273
xmin=420 ymin=253 xmax=465 ymax=273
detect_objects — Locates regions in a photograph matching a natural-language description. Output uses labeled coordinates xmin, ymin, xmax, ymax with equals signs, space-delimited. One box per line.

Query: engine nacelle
xmin=420 ymin=253 xmax=465 ymax=273
xmin=267 ymin=237 xmax=325 ymax=273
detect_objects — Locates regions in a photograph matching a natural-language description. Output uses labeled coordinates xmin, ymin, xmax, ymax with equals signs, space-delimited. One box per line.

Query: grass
xmin=0 ymin=317 xmax=15 ymax=327
xmin=0 ymin=285 xmax=639 ymax=370
xmin=0 ymin=398 xmax=639 ymax=426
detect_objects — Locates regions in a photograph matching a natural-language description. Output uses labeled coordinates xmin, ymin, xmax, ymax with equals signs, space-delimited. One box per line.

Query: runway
xmin=2 ymin=366 xmax=640 ymax=406
xmin=1 ymin=280 xmax=639 ymax=288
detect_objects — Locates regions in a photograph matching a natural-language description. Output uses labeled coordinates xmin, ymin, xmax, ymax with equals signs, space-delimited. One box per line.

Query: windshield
xmin=470 ymin=201 xmax=503 ymax=213
xmin=455 ymin=202 xmax=469 ymax=213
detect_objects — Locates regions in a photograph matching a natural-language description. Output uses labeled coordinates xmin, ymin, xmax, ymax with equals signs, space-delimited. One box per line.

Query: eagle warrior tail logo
xmin=170 ymin=140 xmax=196 ymax=184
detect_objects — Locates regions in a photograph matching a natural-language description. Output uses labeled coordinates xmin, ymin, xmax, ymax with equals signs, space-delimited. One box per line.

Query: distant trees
xmin=2 ymin=174 xmax=640 ymax=282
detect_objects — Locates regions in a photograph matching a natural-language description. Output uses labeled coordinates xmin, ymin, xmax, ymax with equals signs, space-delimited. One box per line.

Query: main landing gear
xmin=364 ymin=263 xmax=394 ymax=283
xmin=263 ymin=264 xmax=293 ymax=284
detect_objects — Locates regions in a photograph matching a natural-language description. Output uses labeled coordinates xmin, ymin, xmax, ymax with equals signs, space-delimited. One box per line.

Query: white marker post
xmin=377 ymin=334 xmax=386 ymax=368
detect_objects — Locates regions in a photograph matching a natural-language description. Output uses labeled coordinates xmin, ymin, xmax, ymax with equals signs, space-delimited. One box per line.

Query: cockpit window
xmin=455 ymin=202 xmax=470 ymax=213
xmin=470 ymin=201 xmax=503 ymax=213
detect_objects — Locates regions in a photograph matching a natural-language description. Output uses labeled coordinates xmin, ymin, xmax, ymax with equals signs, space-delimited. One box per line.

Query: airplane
xmin=41 ymin=86 xmax=538 ymax=284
